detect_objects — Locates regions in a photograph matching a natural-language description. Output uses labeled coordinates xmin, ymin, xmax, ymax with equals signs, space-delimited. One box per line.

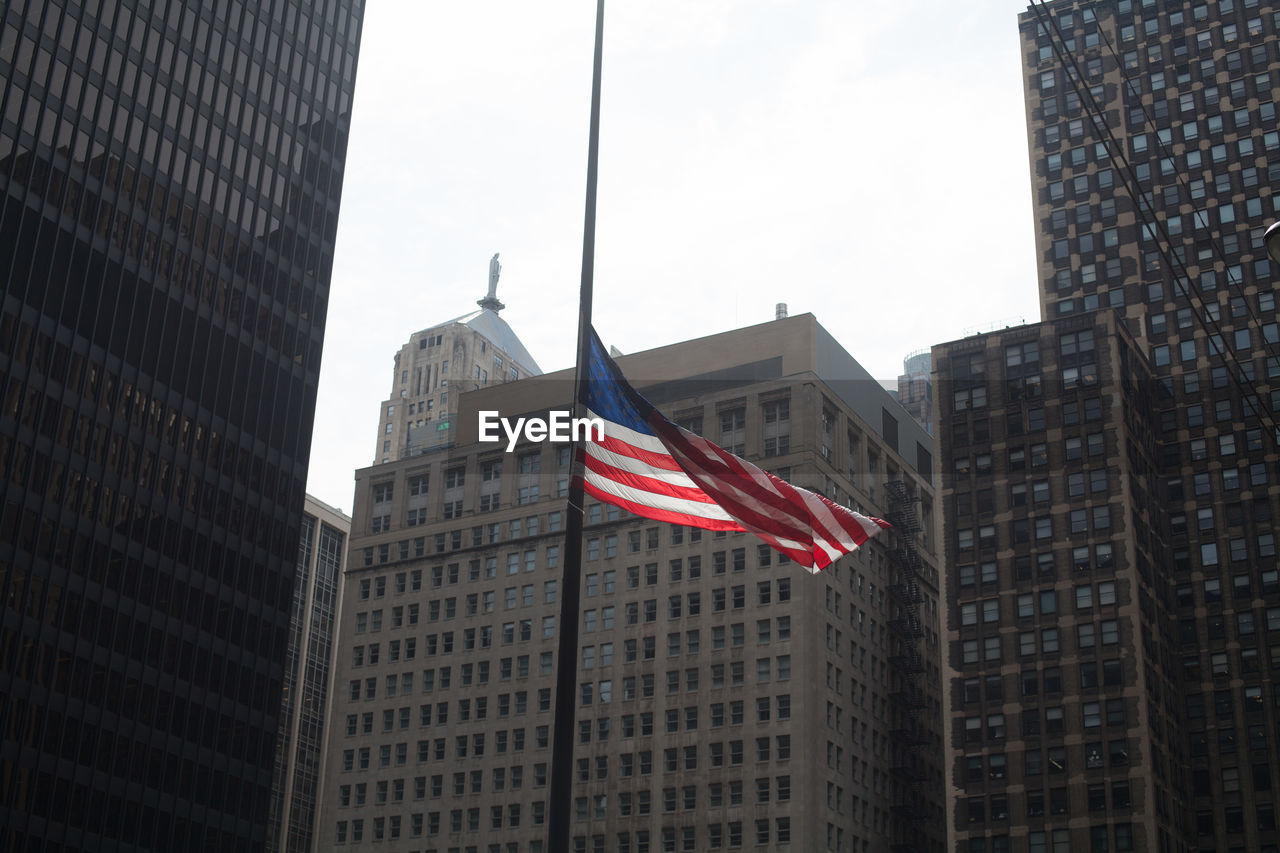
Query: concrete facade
xmin=319 ymin=315 xmax=946 ymax=852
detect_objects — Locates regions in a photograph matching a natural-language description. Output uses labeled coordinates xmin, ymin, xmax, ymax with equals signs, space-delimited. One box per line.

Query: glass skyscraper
xmin=267 ymin=495 xmax=351 ymax=853
xmin=0 ymin=1 xmax=362 ymax=849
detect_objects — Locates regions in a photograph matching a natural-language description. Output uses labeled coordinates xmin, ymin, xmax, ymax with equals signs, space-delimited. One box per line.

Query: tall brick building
xmin=936 ymin=1 xmax=1279 ymax=852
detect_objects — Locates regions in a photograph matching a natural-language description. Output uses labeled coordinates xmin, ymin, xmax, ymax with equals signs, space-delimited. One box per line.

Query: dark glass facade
xmin=267 ymin=497 xmax=349 ymax=853
xmin=0 ymin=1 xmax=362 ymax=849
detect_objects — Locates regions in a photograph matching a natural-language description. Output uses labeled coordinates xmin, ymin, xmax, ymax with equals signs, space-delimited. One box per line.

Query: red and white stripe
xmin=580 ymin=409 xmax=740 ymax=531
xmin=655 ymin=420 xmax=890 ymax=571
xmin=579 ymin=407 xmax=890 ymax=571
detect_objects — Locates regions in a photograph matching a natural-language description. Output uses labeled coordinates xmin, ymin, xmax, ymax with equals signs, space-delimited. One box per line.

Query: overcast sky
xmin=307 ymin=0 xmax=1043 ymax=514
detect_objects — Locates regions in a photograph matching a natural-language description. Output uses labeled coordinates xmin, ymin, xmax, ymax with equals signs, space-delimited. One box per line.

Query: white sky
xmin=307 ymin=0 xmax=1043 ymax=514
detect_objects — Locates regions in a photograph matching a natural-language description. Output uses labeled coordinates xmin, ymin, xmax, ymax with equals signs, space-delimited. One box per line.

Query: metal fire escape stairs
xmin=885 ymin=480 xmax=936 ymax=853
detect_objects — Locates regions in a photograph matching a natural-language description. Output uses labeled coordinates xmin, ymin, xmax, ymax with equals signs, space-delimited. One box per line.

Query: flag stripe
xmin=584 ymin=407 xmax=662 ymax=447
xmin=659 ymin=423 xmax=820 ymax=526
xmin=590 ymin=429 xmax=685 ymax=473
xmin=581 ymin=447 xmax=722 ymax=505
xmin=656 ymin=420 xmax=888 ymax=566
xmin=581 ymin=475 xmax=741 ymax=530
xmin=654 ymin=422 xmax=859 ymax=561
xmin=579 ymin=328 xmax=890 ymax=570
xmin=659 ymin=425 xmax=874 ymax=569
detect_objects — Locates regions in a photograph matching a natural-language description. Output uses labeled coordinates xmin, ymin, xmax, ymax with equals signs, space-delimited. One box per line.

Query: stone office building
xmin=370 ymin=263 xmax=542 ymax=465
xmin=318 ymin=315 xmax=946 ymax=852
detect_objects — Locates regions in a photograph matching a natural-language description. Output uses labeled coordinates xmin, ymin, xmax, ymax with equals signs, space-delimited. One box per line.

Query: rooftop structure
xmin=373 ymin=257 xmax=542 ymax=463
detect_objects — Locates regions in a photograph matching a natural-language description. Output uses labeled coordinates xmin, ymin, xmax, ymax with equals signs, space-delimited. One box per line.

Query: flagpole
xmin=548 ymin=1 xmax=604 ymax=849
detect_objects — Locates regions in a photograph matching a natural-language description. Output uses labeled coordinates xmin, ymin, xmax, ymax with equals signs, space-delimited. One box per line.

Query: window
xmin=762 ymin=399 xmax=790 ymax=456
xmin=719 ymin=408 xmax=746 ymax=455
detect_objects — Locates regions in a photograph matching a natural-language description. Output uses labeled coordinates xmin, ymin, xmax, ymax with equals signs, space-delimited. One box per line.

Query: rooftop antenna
xmin=477 ymin=252 xmax=505 ymax=312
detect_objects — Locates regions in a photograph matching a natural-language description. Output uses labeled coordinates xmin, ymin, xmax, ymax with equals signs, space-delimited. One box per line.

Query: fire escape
xmin=885 ymin=480 xmax=938 ymax=853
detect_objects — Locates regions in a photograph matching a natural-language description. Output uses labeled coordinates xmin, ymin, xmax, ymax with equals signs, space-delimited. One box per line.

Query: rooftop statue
xmin=478 ymin=252 xmax=505 ymax=311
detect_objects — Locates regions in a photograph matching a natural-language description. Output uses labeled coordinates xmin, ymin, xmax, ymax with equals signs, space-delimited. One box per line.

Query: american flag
xmin=579 ymin=329 xmax=890 ymax=571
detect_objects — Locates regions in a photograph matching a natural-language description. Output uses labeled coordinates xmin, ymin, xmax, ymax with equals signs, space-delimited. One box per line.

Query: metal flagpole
xmin=547 ymin=1 xmax=604 ymax=849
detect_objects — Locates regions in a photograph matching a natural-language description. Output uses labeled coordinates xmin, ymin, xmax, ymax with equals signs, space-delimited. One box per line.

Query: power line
xmin=1027 ymin=0 xmax=1279 ymax=443
xmin=1082 ymin=1 xmax=1280 ymax=366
